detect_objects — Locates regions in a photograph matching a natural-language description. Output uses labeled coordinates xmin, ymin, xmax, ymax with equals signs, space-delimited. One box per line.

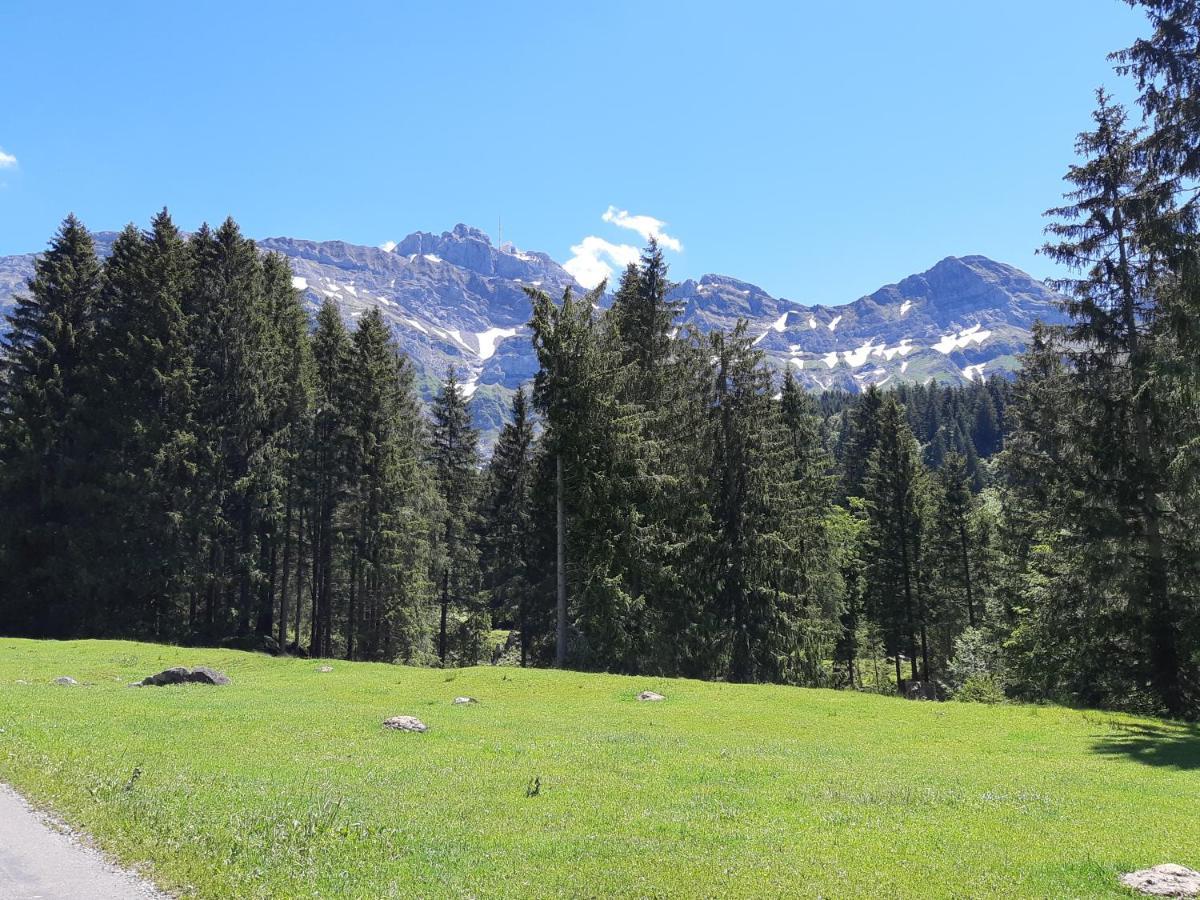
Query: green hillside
xmin=0 ymin=639 xmax=1195 ymax=898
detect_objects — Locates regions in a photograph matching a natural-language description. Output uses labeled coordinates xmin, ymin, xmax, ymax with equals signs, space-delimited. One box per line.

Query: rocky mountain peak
xmin=0 ymin=226 xmax=1067 ymax=446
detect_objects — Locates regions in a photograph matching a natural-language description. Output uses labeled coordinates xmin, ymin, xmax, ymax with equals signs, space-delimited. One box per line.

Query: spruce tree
xmin=254 ymin=252 xmax=313 ymax=642
xmin=862 ymin=395 xmax=930 ymax=686
xmin=528 ymin=283 xmax=638 ymax=668
xmin=348 ymin=308 xmax=434 ymax=661
xmin=479 ymin=387 xmax=537 ymax=664
xmin=1034 ymin=90 xmax=1193 ymax=714
xmin=0 ymin=215 xmax=102 ymax=635
xmin=842 ymin=385 xmax=884 ymax=500
xmin=306 ymin=299 xmax=354 ymax=657
xmin=185 ymin=220 xmax=272 ymax=639
xmin=706 ymin=325 xmax=820 ymax=683
xmin=87 ymin=212 xmax=195 ymax=635
xmin=779 ymin=370 xmax=841 ymax=685
xmin=429 ymin=368 xmax=482 ymax=665
xmin=923 ymin=452 xmax=982 ymax=670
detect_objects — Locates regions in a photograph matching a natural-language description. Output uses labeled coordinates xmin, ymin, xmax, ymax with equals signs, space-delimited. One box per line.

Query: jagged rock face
xmin=0 ymin=226 xmax=1067 ymax=446
xmin=259 ymin=227 xmax=576 ymax=401
xmin=677 ymin=255 xmax=1067 ymax=394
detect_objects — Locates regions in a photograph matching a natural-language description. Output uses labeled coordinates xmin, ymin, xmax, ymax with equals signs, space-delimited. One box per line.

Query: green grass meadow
xmin=0 ymin=639 xmax=1197 ymax=898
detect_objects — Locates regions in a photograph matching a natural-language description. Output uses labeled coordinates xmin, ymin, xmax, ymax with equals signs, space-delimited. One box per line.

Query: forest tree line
xmin=3 ymin=1 xmax=1200 ymax=718
xmin=0 ymin=213 xmax=1013 ymax=686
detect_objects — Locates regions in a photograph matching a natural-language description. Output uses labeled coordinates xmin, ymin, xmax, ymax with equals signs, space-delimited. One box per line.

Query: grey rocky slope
xmin=0 ymin=224 xmax=1066 ymax=443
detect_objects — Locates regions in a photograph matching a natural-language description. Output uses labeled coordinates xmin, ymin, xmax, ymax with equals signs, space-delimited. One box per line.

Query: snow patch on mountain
xmin=933 ymin=324 xmax=991 ymax=354
xmin=477 ymin=326 xmax=519 ymax=360
xmin=844 ymin=340 xmax=884 ymax=368
xmin=880 ymin=338 xmax=915 ymax=360
xmin=753 ymin=311 xmax=790 ymax=345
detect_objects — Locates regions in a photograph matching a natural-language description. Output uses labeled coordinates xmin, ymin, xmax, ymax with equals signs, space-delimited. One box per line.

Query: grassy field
xmin=0 ymin=639 xmax=1196 ymax=898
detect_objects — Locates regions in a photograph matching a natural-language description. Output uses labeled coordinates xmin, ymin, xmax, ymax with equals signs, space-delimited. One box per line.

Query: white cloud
xmin=379 ymin=240 xmax=397 ymax=252
xmin=562 ymin=206 xmax=683 ymax=288
xmin=562 ymin=235 xmax=640 ymax=289
xmin=0 ymin=149 xmax=17 ymax=169
xmin=601 ymin=205 xmax=682 ymax=251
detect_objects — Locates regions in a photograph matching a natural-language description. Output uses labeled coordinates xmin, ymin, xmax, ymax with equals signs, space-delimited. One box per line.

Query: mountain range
xmin=0 ymin=224 xmax=1067 ymax=443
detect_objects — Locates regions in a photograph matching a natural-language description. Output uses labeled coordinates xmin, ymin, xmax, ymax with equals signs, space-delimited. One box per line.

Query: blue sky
xmin=0 ymin=1 xmax=1146 ymax=303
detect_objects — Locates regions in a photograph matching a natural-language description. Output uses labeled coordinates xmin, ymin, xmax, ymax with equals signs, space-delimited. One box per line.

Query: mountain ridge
xmin=0 ymin=224 xmax=1067 ymax=441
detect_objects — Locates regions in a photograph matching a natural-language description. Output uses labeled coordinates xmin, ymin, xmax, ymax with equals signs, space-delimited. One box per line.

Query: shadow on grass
xmin=1092 ymin=719 xmax=1200 ymax=769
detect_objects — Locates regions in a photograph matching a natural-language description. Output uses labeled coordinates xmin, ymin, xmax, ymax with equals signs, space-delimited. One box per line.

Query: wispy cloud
xmin=0 ymin=148 xmax=17 ymax=169
xmin=562 ymin=207 xmax=683 ymax=288
xmin=379 ymin=240 xmax=397 ymax=252
xmin=601 ymin=206 xmax=682 ymax=252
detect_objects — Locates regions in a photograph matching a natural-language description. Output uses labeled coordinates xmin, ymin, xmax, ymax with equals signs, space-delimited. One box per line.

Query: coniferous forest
xmin=4 ymin=1 xmax=1200 ymax=720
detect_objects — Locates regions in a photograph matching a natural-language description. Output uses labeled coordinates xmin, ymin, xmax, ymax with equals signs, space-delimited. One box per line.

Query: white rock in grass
xmin=52 ymin=676 xmax=77 ymax=686
xmin=637 ymin=691 xmax=665 ymax=702
xmin=383 ymin=715 xmax=428 ymax=732
xmin=317 ymin=665 xmax=334 ymax=673
xmin=452 ymin=696 xmax=477 ymax=705
xmin=1120 ymin=864 xmax=1200 ymax=897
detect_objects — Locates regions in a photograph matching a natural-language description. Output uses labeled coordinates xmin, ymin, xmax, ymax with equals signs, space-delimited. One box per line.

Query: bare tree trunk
xmin=900 ymin=532 xmax=919 ymax=682
xmin=347 ymin=544 xmax=359 ymax=661
xmin=439 ymin=567 xmax=449 ymax=664
xmin=556 ymin=454 xmax=567 ymax=667
xmin=278 ymin=491 xmax=294 ymax=650
xmin=295 ymin=505 xmax=307 ymax=652
xmin=959 ymin=522 xmax=975 ymax=628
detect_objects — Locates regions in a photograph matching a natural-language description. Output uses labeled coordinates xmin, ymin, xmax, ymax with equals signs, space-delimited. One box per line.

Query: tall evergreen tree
xmin=479 ymin=387 xmax=538 ymax=664
xmin=429 ymin=368 xmax=482 ymax=664
xmin=86 ymin=212 xmax=195 ymax=635
xmin=862 ymin=395 xmax=930 ymax=685
xmin=842 ymin=385 xmax=885 ymax=499
xmin=185 ymin=220 xmax=272 ymax=638
xmin=257 ymin=253 xmax=314 ymax=651
xmin=1032 ymin=90 xmax=1195 ymax=715
xmin=347 ymin=309 xmax=434 ymax=661
xmin=305 ymin=300 xmax=354 ymax=658
xmin=922 ymin=452 xmax=982 ymax=670
xmin=0 ymin=215 xmax=102 ymax=635
xmin=779 ymin=370 xmax=842 ymax=684
xmin=528 ymin=283 xmax=638 ymax=668
xmin=706 ymin=325 xmax=825 ymax=683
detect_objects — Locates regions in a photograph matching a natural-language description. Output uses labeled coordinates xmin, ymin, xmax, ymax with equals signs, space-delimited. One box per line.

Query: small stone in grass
xmin=1120 ymin=864 xmax=1200 ymax=897
xmin=53 ymin=676 xmax=78 ymax=686
xmin=637 ymin=690 xmax=665 ymax=702
xmin=452 ymin=696 xmax=478 ymax=705
xmin=317 ymin=665 xmax=334 ymax=673
xmin=383 ymin=715 xmax=428 ymax=732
